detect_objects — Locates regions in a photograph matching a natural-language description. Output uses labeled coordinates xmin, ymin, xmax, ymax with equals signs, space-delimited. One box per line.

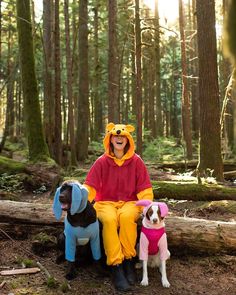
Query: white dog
xmin=136 ymin=200 xmax=170 ymax=288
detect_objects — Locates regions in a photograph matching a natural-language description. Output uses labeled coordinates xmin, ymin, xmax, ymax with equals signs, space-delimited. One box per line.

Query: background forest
xmin=0 ymin=1 xmax=236 ymax=294
xmin=0 ymin=0 xmax=236 ymax=182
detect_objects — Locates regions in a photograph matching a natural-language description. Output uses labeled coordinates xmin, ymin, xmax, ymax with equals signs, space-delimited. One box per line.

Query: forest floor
xmin=0 ymin=170 xmax=236 ymax=295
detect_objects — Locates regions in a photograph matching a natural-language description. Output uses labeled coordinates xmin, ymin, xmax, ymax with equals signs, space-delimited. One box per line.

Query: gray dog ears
xmin=53 ymin=182 xmax=88 ymax=220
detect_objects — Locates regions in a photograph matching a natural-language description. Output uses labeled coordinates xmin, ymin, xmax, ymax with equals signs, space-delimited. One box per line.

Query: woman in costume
xmin=84 ymin=123 xmax=153 ymax=291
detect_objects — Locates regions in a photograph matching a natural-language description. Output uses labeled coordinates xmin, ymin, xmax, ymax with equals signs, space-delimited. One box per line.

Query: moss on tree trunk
xmin=16 ymin=0 xmax=49 ymax=162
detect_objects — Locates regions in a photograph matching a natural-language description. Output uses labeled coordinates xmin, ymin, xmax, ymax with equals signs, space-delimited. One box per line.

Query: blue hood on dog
xmin=53 ymin=182 xmax=88 ymax=220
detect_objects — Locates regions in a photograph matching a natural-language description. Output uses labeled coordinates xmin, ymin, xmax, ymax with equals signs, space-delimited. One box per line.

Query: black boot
xmin=123 ymin=259 xmax=136 ymax=285
xmin=110 ymin=264 xmax=131 ymax=292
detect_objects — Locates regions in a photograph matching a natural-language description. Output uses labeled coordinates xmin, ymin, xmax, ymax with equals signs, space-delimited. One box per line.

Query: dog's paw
xmin=140 ymin=278 xmax=149 ymax=286
xmin=135 ymin=262 xmax=142 ymax=269
xmin=162 ymin=278 xmax=170 ymax=288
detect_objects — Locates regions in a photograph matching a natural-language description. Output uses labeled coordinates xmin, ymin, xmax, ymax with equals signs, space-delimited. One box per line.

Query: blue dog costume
xmin=53 ymin=182 xmax=101 ymax=262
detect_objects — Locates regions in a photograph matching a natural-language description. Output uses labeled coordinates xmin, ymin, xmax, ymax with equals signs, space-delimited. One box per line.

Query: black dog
xmin=53 ymin=180 xmax=103 ymax=280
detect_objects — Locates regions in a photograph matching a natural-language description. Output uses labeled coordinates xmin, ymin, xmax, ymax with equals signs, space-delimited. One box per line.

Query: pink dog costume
xmin=136 ymin=200 xmax=170 ymax=261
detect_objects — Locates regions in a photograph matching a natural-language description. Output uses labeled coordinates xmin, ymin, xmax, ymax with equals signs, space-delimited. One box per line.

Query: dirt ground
xmin=0 ymin=190 xmax=236 ymax=295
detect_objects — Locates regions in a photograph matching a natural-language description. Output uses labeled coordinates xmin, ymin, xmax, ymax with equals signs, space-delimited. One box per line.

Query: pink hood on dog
xmin=136 ymin=199 xmax=168 ymax=217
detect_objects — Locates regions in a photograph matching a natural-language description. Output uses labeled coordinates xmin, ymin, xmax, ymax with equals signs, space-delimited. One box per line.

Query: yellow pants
xmin=94 ymin=201 xmax=141 ymax=266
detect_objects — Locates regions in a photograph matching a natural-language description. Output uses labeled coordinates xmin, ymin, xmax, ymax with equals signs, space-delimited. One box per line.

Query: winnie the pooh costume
xmin=84 ymin=123 xmax=153 ymax=291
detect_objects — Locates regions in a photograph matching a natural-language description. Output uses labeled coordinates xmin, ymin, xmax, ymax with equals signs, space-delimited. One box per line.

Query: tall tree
xmin=196 ymin=0 xmax=223 ymax=181
xmin=53 ymin=0 xmax=62 ymax=164
xmin=108 ymin=0 xmax=120 ymax=123
xmin=134 ymin=0 xmax=142 ymax=155
xmin=16 ymin=0 xmax=49 ymax=161
xmin=43 ymin=0 xmax=54 ymax=157
xmin=154 ymin=0 xmax=163 ymax=137
xmin=179 ymin=0 xmax=193 ymax=159
xmin=93 ymin=2 xmax=103 ymax=140
xmin=77 ymin=0 xmax=89 ymax=161
xmin=189 ymin=0 xmax=200 ymax=140
xmin=64 ymin=0 xmax=77 ymax=165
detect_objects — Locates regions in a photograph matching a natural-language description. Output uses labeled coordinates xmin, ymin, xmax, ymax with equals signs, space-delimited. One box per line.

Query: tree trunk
xmin=64 ymin=0 xmax=77 ymax=166
xmin=93 ymin=3 xmax=103 ymax=140
xmin=134 ymin=0 xmax=142 ymax=156
xmin=108 ymin=0 xmax=120 ymax=123
xmin=170 ymin=38 xmax=180 ymax=138
xmin=196 ymin=0 xmax=224 ymax=181
xmin=179 ymin=0 xmax=193 ymax=159
xmin=43 ymin=0 xmax=54 ymax=158
xmin=154 ymin=1 xmax=163 ymax=137
xmin=1 ymin=201 xmax=235 ymax=255
xmin=77 ymin=0 xmax=89 ymax=161
xmin=190 ymin=0 xmax=200 ymax=140
xmin=16 ymin=0 xmax=49 ymax=162
xmin=53 ymin=0 xmax=62 ymax=165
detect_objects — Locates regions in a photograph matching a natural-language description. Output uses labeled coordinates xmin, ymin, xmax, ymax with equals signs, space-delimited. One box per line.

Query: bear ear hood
xmin=103 ymin=123 xmax=135 ymax=159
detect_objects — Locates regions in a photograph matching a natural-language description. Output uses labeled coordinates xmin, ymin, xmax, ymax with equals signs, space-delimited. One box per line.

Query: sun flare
xmin=142 ymin=0 xmax=187 ymax=25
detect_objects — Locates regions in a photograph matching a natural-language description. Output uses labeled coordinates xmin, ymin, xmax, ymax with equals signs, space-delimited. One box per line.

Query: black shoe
xmin=111 ymin=264 xmax=132 ymax=292
xmin=123 ymin=259 xmax=136 ymax=285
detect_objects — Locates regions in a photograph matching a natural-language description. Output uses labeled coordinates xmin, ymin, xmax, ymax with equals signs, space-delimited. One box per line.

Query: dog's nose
xmin=152 ymin=218 xmax=158 ymax=224
xmin=116 ymin=130 xmax=121 ymax=135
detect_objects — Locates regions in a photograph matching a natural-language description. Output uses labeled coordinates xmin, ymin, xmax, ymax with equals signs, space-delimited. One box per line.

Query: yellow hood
xmin=103 ymin=123 xmax=135 ymax=165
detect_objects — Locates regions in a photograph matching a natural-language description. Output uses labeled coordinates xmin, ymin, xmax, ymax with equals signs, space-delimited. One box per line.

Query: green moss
xmin=32 ymin=232 xmax=56 ymax=244
xmin=200 ymin=200 xmax=236 ymax=214
xmin=0 ymin=156 xmax=26 ymax=174
xmin=152 ymin=181 xmax=236 ymax=201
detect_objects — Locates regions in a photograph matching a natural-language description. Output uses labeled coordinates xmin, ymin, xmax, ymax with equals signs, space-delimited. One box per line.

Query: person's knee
xmin=120 ymin=211 xmax=137 ymax=226
xmin=100 ymin=214 xmax=117 ymax=227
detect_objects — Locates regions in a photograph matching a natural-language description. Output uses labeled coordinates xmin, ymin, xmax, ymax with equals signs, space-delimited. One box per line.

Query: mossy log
xmin=0 ymin=155 xmax=26 ymax=174
xmin=153 ymin=181 xmax=236 ymax=201
xmin=0 ymin=156 xmax=62 ymax=191
xmin=0 ymin=200 xmax=235 ymax=255
xmin=154 ymin=160 xmax=236 ymax=172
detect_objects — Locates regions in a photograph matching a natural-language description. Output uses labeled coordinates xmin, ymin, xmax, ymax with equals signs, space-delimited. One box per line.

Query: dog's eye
xmin=146 ymin=207 xmax=153 ymax=220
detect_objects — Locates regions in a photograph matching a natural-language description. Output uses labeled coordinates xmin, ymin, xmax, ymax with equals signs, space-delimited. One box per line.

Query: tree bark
xmin=196 ymin=0 xmax=223 ymax=181
xmin=53 ymin=0 xmax=62 ymax=165
xmin=108 ymin=0 xmax=120 ymax=123
xmin=134 ymin=0 xmax=142 ymax=156
xmin=43 ymin=0 xmax=54 ymax=158
xmin=154 ymin=0 xmax=163 ymax=137
xmin=64 ymin=0 xmax=77 ymax=166
xmin=1 ymin=201 xmax=235 ymax=255
xmin=16 ymin=0 xmax=49 ymax=162
xmin=179 ymin=0 xmax=193 ymax=159
xmin=93 ymin=3 xmax=103 ymax=140
xmin=76 ymin=0 xmax=89 ymax=161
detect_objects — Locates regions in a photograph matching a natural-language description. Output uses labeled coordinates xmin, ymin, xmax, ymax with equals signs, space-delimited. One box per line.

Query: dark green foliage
xmin=0 ymin=173 xmax=24 ymax=193
xmin=46 ymin=276 xmax=58 ymax=288
xmin=16 ymin=256 xmax=37 ymax=268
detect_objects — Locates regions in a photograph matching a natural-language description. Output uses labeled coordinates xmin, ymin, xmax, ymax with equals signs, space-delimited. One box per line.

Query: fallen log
xmin=151 ymin=160 xmax=236 ymax=172
xmin=152 ymin=181 xmax=236 ymax=201
xmin=0 ymin=201 xmax=235 ymax=255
